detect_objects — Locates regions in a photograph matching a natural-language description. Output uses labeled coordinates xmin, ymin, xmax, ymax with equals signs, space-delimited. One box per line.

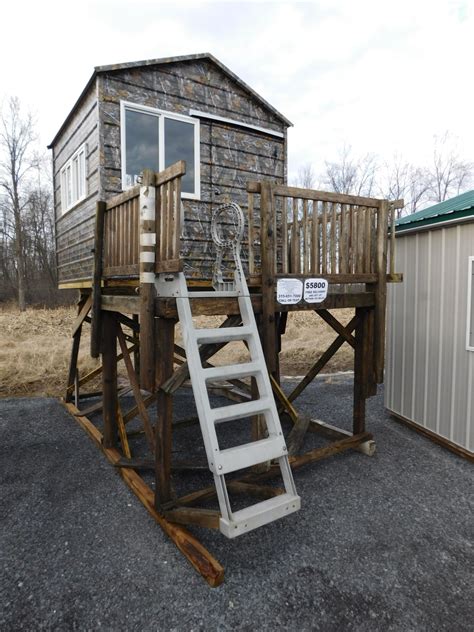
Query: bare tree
xmin=294 ymin=162 xmax=316 ymax=189
xmin=0 ymin=97 xmax=36 ymax=310
xmin=427 ymin=132 xmax=473 ymax=203
xmin=323 ymin=144 xmax=378 ymax=196
xmin=381 ymin=155 xmax=431 ymax=217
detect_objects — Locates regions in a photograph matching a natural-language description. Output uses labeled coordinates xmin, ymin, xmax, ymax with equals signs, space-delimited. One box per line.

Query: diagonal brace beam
xmin=287 ymin=313 xmax=359 ymax=403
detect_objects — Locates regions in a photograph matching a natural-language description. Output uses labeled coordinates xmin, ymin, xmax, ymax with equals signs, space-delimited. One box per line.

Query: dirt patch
xmin=0 ymin=305 xmax=354 ymax=397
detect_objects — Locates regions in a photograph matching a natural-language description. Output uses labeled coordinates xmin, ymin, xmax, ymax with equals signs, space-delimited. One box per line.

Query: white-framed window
xmin=467 ymin=256 xmax=474 ymax=351
xmin=120 ymin=101 xmax=200 ymax=199
xmin=60 ymin=144 xmax=87 ymax=213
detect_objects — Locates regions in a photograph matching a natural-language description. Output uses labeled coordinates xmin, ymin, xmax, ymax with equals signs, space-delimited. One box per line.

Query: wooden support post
xmin=260 ymin=181 xmax=278 ymax=376
xmin=366 ymin=306 xmax=377 ymax=397
xmin=155 ymin=317 xmax=176 ymax=508
xmin=102 ymin=311 xmax=118 ymax=448
xmin=353 ymin=307 xmax=370 ymax=435
xmin=139 ymin=169 xmax=157 ymax=391
xmin=374 ymin=200 xmax=389 ymax=383
xmin=91 ymin=201 xmax=106 ymax=358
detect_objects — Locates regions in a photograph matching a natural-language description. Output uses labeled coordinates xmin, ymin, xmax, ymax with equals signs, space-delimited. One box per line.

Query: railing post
xmin=260 ymin=181 xmax=278 ymax=376
xmin=374 ymin=200 xmax=389 ymax=383
xmin=139 ymin=169 xmax=157 ymax=391
xmin=91 ymin=200 xmax=106 ymax=358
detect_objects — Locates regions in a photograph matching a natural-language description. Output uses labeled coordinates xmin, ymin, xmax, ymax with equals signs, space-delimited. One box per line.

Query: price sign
xmin=277 ymin=278 xmax=303 ymax=304
xmin=303 ymin=278 xmax=328 ymax=303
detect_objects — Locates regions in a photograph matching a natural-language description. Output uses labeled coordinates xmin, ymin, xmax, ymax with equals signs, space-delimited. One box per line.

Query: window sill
xmin=59 ymin=193 xmax=90 ymax=219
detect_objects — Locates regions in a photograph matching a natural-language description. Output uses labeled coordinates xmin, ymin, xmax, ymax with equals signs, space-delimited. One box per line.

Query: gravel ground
xmin=1 ymin=376 xmax=473 ymax=631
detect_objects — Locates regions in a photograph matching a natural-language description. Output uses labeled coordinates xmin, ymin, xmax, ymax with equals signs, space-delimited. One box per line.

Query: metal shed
xmin=385 ymin=191 xmax=474 ymax=459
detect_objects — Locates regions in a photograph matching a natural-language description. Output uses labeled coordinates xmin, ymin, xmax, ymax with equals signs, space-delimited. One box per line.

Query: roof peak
xmin=48 ymin=52 xmax=291 ymax=148
xmin=93 ymin=53 xmax=291 ymax=127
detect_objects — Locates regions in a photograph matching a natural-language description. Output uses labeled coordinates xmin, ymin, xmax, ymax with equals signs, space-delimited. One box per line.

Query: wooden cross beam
xmin=287 ymin=313 xmax=360 ymax=403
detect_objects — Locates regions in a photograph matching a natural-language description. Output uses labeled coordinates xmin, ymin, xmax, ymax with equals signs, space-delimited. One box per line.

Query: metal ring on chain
xmin=211 ymin=202 xmax=245 ymax=250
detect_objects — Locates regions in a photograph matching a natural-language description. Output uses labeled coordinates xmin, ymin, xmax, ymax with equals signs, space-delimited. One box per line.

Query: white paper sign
xmin=277 ymin=278 xmax=303 ymax=304
xmin=303 ymin=278 xmax=328 ymax=303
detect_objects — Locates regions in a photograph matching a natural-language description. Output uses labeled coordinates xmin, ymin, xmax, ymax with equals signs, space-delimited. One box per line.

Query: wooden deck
xmin=63 ymin=163 xmax=403 ymax=584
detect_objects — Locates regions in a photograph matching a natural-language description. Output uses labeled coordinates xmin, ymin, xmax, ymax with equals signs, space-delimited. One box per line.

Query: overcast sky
xmin=1 ymin=0 xmax=472 ymax=182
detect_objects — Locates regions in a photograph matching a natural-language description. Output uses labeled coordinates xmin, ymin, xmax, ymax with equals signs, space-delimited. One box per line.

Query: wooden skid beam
xmin=63 ymin=402 xmax=224 ymax=587
xmin=170 ymin=432 xmax=372 ymax=509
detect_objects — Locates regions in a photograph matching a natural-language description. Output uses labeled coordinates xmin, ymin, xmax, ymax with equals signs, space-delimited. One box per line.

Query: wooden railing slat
xmin=331 ymin=202 xmax=337 ymax=274
xmin=281 ymin=196 xmax=288 ymax=274
xmin=321 ymin=201 xmax=328 ymax=275
xmin=292 ymin=198 xmax=299 ymax=273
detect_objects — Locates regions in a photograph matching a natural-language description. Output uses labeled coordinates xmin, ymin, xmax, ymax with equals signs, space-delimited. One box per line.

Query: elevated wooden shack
xmin=49 ymin=53 xmax=289 ymax=286
xmin=51 ymin=55 xmax=402 ymax=585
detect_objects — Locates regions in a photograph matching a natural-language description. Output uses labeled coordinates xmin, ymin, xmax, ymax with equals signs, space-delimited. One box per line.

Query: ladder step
xmin=195 ymin=326 xmax=253 ymax=345
xmin=214 ymin=436 xmax=286 ymax=474
xmin=203 ymin=361 xmax=262 ymax=383
xmin=220 ymin=493 xmax=301 ymax=539
xmin=211 ymin=397 xmax=271 ymax=423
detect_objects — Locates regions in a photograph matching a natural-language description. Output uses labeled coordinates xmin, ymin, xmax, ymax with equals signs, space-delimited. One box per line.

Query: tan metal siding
xmin=386 ymin=222 xmax=474 ymax=454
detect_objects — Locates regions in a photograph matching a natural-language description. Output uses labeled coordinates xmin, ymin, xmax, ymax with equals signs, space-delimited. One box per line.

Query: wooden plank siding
xmin=51 ymin=57 xmax=287 ymax=284
xmin=53 ymin=82 xmax=101 ymax=283
xmin=96 ymin=59 xmax=286 ymax=283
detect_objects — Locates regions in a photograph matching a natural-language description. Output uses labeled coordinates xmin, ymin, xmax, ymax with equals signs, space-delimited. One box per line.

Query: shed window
xmin=467 ymin=256 xmax=474 ymax=351
xmin=60 ymin=144 xmax=87 ymax=213
xmin=121 ymin=102 xmax=200 ymax=199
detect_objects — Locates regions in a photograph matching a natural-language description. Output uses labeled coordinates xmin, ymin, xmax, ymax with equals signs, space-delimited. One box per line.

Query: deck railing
xmin=247 ymin=183 xmax=400 ymax=280
xmin=102 ymin=161 xmax=185 ymax=279
xmin=103 ymin=187 xmax=141 ymax=278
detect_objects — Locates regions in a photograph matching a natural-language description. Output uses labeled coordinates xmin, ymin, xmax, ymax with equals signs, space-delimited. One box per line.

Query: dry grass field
xmin=0 ymin=304 xmax=354 ymax=397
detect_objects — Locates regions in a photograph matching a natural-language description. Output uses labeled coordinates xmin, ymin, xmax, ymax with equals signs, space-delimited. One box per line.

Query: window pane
xmin=66 ymin=165 xmax=72 ymax=206
xmin=73 ymin=156 xmax=79 ymax=202
xmin=164 ymin=118 xmax=195 ymax=194
xmin=61 ymin=170 xmax=67 ymax=210
xmin=78 ymin=151 xmax=85 ymax=198
xmin=125 ymin=109 xmax=159 ymax=186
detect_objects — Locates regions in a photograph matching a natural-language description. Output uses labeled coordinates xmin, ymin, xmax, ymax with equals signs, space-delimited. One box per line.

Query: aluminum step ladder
xmin=155 ymin=202 xmax=300 ymax=538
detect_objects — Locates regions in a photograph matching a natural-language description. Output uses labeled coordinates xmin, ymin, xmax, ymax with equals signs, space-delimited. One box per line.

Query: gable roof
xmin=396 ymin=190 xmax=474 ymax=233
xmin=48 ymin=53 xmax=292 ymax=148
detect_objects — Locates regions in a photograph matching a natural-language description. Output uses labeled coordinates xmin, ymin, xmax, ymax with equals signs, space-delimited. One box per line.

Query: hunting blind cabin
xmin=50 ymin=54 xmax=402 ymax=585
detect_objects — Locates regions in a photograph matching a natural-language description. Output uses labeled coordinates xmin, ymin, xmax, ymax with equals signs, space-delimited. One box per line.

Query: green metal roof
xmin=396 ymin=190 xmax=474 ymax=232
